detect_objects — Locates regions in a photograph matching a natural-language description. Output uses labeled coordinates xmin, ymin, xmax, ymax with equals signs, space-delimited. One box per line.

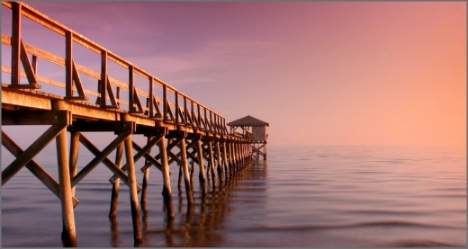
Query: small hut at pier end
xmin=227 ymin=115 xmax=269 ymax=160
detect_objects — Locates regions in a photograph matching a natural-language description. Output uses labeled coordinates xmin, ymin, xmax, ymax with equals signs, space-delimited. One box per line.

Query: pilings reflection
xmin=109 ymin=159 xmax=267 ymax=247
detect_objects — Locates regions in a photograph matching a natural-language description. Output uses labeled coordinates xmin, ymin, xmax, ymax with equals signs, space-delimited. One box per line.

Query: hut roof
xmin=227 ymin=115 xmax=269 ymax=127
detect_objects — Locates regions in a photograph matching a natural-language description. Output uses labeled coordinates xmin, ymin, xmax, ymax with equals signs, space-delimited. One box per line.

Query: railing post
xmin=223 ymin=118 xmax=226 ymax=134
xmin=10 ymin=2 xmax=21 ymax=87
xmin=128 ymin=65 xmax=134 ymax=112
xmin=204 ymin=108 xmax=208 ymax=131
xmin=65 ymin=31 xmax=73 ymax=98
xmin=163 ymin=85 xmax=167 ymax=122
xmin=214 ymin=115 xmax=218 ymax=133
xmin=184 ymin=96 xmax=187 ymax=124
xmin=175 ymin=91 xmax=179 ymax=124
xmin=197 ymin=104 xmax=202 ymax=129
xmin=149 ymin=77 xmax=154 ymax=117
xmin=191 ymin=100 xmax=195 ymax=127
xmin=210 ymin=111 xmax=213 ymax=132
xmin=100 ymin=50 xmax=108 ymax=107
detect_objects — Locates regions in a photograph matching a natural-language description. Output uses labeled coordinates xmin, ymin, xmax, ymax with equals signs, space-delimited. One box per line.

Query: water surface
xmin=2 ymin=144 xmax=466 ymax=247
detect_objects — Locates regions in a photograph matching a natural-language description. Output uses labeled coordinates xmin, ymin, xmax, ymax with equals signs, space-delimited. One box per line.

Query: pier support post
xmin=140 ymin=136 xmax=153 ymax=204
xmin=196 ymin=137 xmax=207 ymax=196
xmin=69 ymin=131 xmax=79 ymax=196
xmin=222 ymin=141 xmax=229 ymax=181
xmin=215 ymin=140 xmax=224 ymax=183
xmin=240 ymin=143 xmax=243 ymax=165
xmin=227 ymin=141 xmax=233 ymax=177
xmin=235 ymin=143 xmax=239 ymax=171
xmin=122 ymin=115 xmax=142 ymax=242
xmin=180 ymin=136 xmax=194 ymax=205
xmin=54 ymin=100 xmax=76 ymax=246
xmin=159 ymin=135 xmax=175 ymax=219
xmin=109 ymin=143 xmax=124 ymax=217
xmin=208 ymin=140 xmax=216 ymax=188
xmin=229 ymin=142 xmax=235 ymax=175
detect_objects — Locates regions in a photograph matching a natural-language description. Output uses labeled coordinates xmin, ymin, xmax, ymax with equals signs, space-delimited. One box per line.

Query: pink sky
xmin=1 ymin=2 xmax=466 ymax=147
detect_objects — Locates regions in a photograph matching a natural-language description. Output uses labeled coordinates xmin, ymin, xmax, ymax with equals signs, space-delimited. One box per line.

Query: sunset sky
xmin=1 ymin=1 xmax=466 ymax=147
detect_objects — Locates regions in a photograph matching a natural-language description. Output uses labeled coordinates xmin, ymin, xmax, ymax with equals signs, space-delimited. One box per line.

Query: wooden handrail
xmin=2 ymin=1 xmax=225 ymax=119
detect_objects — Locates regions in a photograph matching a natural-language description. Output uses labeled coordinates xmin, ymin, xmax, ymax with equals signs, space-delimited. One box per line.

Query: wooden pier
xmin=1 ymin=2 xmax=264 ymax=246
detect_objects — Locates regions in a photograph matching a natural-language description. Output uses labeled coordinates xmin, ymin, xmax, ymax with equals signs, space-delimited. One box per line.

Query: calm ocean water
xmin=1 ymin=143 xmax=466 ymax=247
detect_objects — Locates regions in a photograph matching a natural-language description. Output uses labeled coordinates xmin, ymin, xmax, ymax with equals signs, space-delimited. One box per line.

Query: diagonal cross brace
xmin=108 ymin=135 xmax=164 ymax=182
xmin=72 ymin=132 xmax=131 ymax=187
xmin=139 ymin=137 xmax=199 ymax=172
xmin=1 ymin=131 xmax=79 ymax=207
xmin=2 ymin=124 xmax=66 ymax=185
xmin=78 ymin=133 xmax=142 ymax=192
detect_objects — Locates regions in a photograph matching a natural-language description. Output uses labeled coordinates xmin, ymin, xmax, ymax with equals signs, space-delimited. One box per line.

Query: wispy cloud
xmin=129 ymin=39 xmax=276 ymax=86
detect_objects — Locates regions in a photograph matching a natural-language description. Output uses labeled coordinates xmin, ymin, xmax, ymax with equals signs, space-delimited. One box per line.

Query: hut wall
xmin=252 ymin=126 xmax=266 ymax=141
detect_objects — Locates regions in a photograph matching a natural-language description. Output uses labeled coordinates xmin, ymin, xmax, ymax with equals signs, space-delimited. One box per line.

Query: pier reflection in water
xmin=107 ymin=160 xmax=267 ymax=247
xmin=4 ymin=145 xmax=463 ymax=247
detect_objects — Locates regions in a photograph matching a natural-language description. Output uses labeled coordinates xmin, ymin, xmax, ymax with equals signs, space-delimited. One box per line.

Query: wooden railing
xmin=1 ymin=2 xmax=228 ymax=134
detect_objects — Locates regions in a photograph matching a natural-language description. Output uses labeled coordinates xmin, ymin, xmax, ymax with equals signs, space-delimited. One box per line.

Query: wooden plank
xmin=107 ymin=52 xmax=130 ymax=70
xmin=2 ymin=67 xmax=100 ymax=99
xmin=135 ymin=88 xmax=149 ymax=99
xmin=1 ymin=88 xmax=52 ymax=109
xmin=2 ymin=2 xmax=12 ymax=8
xmin=120 ymin=114 xmax=156 ymax=127
xmin=68 ymin=121 xmax=135 ymax=132
xmin=72 ymin=35 xmax=103 ymax=55
xmin=2 ymin=34 xmax=11 ymax=45
xmin=3 ymin=35 xmax=66 ymax=67
xmin=2 ymin=110 xmax=71 ymax=126
xmin=19 ymin=2 xmax=67 ymax=36
xmin=133 ymin=66 xmax=150 ymax=80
